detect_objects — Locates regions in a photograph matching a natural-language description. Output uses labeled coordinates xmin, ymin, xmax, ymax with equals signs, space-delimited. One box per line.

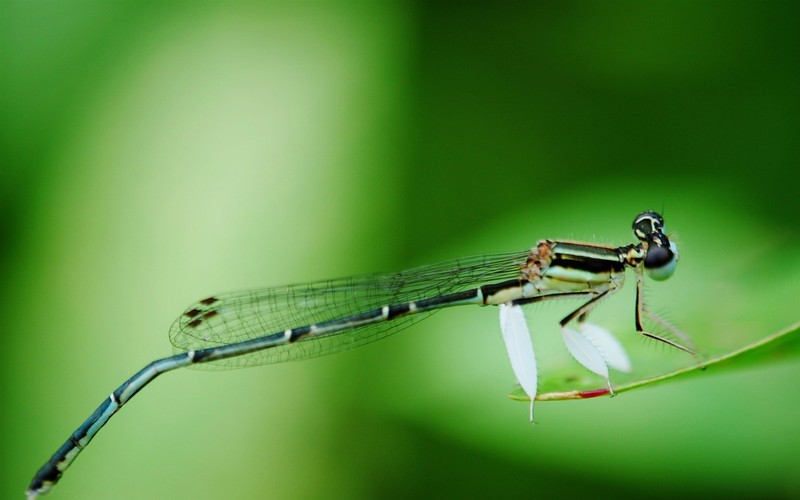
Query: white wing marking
xmin=499 ymin=303 xmax=537 ymax=422
xmin=580 ymin=323 xmax=632 ymax=373
xmin=562 ymin=327 xmax=610 ymax=379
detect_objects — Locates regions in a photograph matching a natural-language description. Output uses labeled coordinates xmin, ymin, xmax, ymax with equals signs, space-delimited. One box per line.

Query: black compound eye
xmin=644 ymin=245 xmax=672 ymax=269
xmin=643 ymin=240 xmax=679 ymax=281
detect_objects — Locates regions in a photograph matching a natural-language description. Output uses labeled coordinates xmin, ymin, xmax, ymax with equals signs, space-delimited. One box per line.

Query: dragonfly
xmin=27 ymin=211 xmax=696 ymax=498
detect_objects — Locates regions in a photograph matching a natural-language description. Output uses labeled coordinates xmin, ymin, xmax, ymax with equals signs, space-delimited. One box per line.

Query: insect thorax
xmin=521 ymin=240 xmax=626 ymax=294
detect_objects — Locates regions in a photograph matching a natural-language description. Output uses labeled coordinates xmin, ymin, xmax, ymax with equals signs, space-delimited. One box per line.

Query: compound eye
xmin=644 ymin=241 xmax=679 ymax=281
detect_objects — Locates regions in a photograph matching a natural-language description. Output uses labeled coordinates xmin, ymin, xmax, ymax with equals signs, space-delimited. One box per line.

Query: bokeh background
xmin=3 ymin=2 xmax=799 ymax=499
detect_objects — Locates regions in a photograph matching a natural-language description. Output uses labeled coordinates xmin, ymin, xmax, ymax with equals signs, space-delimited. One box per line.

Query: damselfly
xmin=27 ymin=211 xmax=696 ymax=498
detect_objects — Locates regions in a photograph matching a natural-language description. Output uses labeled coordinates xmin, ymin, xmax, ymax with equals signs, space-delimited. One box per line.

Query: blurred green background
xmin=3 ymin=2 xmax=799 ymax=499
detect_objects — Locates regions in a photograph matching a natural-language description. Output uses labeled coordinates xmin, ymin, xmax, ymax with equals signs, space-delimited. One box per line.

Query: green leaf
xmin=509 ymin=321 xmax=800 ymax=402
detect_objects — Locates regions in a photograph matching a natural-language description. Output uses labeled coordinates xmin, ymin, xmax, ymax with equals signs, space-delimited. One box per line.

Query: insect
xmin=27 ymin=211 xmax=695 ymax=498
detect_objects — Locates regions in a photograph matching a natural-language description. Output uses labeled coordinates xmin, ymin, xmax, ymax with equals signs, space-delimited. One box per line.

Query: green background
xmin=3 ymin=2 xmax=799 ymax=499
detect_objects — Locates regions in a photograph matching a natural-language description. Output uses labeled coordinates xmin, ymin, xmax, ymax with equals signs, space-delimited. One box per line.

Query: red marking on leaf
xmin=578 ymin=388 xmax=610 ymax=399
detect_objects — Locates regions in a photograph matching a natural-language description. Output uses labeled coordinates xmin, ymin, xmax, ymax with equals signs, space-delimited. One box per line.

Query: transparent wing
xmin=169 ymin=250 xmax=530 ymax=369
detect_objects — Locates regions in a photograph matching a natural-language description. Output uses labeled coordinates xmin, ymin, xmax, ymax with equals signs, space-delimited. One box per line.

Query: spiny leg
xmin=558 ymin=289 xmax=620 ymax=396
xmin=511 ymin=291 xmax=628 ymax=397
xmin=634 ymin=268 xmax=698 ymax=358
xmin=643 ymin=308 xmax=706 ymax=365
xmin=507 ymin=291 xmax=594 ymax=416
xmin=558 ymin=289 xmax=614 ymax=329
